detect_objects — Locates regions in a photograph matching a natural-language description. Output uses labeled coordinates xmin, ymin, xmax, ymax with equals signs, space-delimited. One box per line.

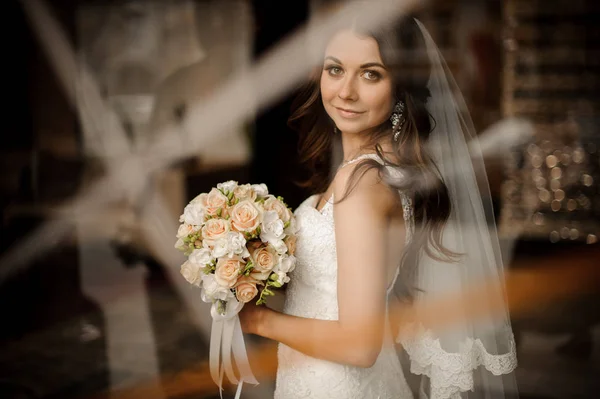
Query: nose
xmin=338 ymin=76 xmax=358 ymax=102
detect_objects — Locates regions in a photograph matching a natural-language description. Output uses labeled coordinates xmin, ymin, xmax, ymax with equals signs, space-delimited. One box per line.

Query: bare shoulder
xmin=332 ymin=162 xmax=398 ymax=216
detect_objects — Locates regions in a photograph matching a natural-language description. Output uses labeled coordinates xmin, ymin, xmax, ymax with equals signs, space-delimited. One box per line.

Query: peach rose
xmin=284 ymin=235 xmax=297 ymax=255
xmin=234 ymin=276 xmax=260 ymax=303
xmin=263 ymin=196 xmax=291 ymax=223
xmin=202 ymin=218 xmax=230 ymax=242
xmin=233 ymin=184 xmax=257 ymax=201
xmin=251 ymin=246 xmax=276 ymax=273
xmin=230 ymin=200 xmax=261 ymax=232
xmin=250 ymin=270 xmax=271 ymax=281
xmin=214 ymin=256 xmax=245 ymax=288
xmin=177 ymin=223 xmax=197 ymax=238
xmin=203 ymin=188 xmax=229 ymax=217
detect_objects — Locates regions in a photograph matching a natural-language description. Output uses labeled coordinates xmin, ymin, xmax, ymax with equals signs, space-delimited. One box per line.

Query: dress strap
xmin=338 ymin=153 xmax=384 ymax=169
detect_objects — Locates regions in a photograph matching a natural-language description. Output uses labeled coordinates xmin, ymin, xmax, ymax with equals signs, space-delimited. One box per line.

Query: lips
xmin=335 ymin=107 xmax=364 ymax=118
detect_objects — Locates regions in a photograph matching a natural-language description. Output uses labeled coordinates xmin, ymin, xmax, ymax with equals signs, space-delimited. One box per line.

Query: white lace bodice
xmin=274 ymin=154 xmax=415 ymax=399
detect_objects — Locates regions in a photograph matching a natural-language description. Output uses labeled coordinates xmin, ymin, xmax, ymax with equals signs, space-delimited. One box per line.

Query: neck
xmin=340 ymin=131 xmax=368 ymax=162
xmin=340 ymin=130 xmax=395 ymax=165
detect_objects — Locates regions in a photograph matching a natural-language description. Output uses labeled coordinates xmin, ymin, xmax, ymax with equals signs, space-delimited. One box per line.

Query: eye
xmin=362 ymin=70 xmax=382 ymax=81
xmin=325 ymin=65 xmax=344 ymax=77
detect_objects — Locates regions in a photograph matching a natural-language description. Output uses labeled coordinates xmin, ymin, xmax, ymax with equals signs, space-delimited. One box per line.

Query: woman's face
xmin=320 ymin=29 xmax=394 ymax=136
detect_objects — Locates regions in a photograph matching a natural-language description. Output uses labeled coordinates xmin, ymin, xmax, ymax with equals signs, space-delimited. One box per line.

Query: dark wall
xmin=250 ymin=0 xmax=312 ymax=209
xmin=4 ymin=0 xmax=34 ymax=152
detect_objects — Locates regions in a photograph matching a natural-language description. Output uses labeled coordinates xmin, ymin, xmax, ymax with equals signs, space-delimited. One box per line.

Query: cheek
xmin=365 ymin=86 xmax=393 ymax=123
xmin=319 ymin=76 xmax=336 ymax=103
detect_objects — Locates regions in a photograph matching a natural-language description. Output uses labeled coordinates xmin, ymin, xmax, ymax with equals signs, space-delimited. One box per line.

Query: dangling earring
xmin=390 ymin=100 xmax=406 ymax=142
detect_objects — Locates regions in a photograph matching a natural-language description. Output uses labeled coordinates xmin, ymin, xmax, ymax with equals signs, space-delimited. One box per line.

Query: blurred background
xmin=0 ymin=0 xmax=599 ymax=398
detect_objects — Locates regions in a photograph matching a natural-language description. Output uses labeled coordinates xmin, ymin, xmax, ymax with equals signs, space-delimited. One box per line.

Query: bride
xmin=240 ymin=13 xmax=517 ymax=399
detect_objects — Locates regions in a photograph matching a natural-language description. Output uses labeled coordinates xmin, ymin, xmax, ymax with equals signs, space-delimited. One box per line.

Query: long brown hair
xmin=288 ymin=15 xmax=459 ymax=300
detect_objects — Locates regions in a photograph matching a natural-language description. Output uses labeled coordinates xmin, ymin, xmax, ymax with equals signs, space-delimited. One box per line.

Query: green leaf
xmin=271 ymin=281 xmax=282 ymax=288
xmin=283 ymin=221 xmax=290 ymax=229
xmin=269 ymin=273 xmax=278 ymax=281
xmin=227 ymin=191 xmax=234 ymax=200
xmin=216 ymin=208 xmax=222 ymax=217
xmin=241 ymin=262 xmax=254 ymax=275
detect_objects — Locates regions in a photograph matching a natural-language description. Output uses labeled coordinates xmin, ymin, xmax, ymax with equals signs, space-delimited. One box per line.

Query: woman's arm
xmin=241 ymin=166 xmax=400 ymax=368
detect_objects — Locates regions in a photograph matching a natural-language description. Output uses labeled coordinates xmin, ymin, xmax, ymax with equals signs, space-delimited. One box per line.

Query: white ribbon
xmin=209 ymin=299 xmax=259 ymax=399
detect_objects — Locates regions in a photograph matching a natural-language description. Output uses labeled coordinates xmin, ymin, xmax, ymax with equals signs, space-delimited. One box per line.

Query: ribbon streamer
xmin=209 ymin=299 xmax=259 ymax=399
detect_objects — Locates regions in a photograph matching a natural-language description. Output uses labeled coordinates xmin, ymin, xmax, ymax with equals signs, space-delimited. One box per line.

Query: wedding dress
xmin=274 ymin=154 xmax=415 ymax=399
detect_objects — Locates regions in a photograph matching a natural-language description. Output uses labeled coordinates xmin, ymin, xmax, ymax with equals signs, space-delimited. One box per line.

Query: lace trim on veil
xmin=397 ymin=322 xmax=517 ymax=399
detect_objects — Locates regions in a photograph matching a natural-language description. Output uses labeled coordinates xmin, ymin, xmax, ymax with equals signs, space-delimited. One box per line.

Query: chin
xmin=334 ymin=121 xmax=365 ymax=135
xmin=340 ymin=125 xmax=369 ymax=135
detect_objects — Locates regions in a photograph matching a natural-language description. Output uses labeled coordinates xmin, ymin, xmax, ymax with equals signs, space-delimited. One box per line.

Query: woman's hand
xmin=239 ymin=301 xmax=269 ymax=336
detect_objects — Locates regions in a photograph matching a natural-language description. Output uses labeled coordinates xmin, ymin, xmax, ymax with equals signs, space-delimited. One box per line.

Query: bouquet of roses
xmin=175 ymin=180 xmax=297 ymax=395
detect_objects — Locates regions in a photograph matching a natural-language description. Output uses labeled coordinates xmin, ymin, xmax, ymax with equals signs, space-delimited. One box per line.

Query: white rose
xmin=209 ymin=237 xmax=230 ymax=258
xmin=217 ymin=180 xmax=238 ymax=193
xmin=201 ymin=274 xmax=233 ymax=302
xmin=189 ymin=248 xmax=213 ymax=266
xmin=271 ymin=239 xmax=288 ymax=255
xmin=181 ymin=203 xmax=205 ymax=225
xmin=275 ymin=254 xmax=296 ymax=274
xmin=275 ymin=270 xmax=290 ymax=284
xmin=260 ymin=211 xmax=285 ymax=243
xmin=226 ymin=231 xmax=249 ymax=258
xmin=190 ymin=192 xmax=206 ymax=204
xmin=180 ymin=260 xmax=202 ymax=286
xmin=251 ymin=183 xmax=269 ymax=198
xmin=285 ymin=217 xmax=299 ymax=235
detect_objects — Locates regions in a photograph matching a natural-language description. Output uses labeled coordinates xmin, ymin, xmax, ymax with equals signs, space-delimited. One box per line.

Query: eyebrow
xmin=324 ymin=56 xmax=386 ymax=70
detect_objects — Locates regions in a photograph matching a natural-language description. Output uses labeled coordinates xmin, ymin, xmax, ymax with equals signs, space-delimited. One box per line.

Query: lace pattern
xmin=398 ymin=322 xmax=518 ymax=399
xmin=400 ymin=192 xmax=414 ymax=243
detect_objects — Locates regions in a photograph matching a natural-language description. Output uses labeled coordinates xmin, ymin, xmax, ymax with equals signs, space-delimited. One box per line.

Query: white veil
xmin=389 ymin=20 xmax=519 ymax=399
